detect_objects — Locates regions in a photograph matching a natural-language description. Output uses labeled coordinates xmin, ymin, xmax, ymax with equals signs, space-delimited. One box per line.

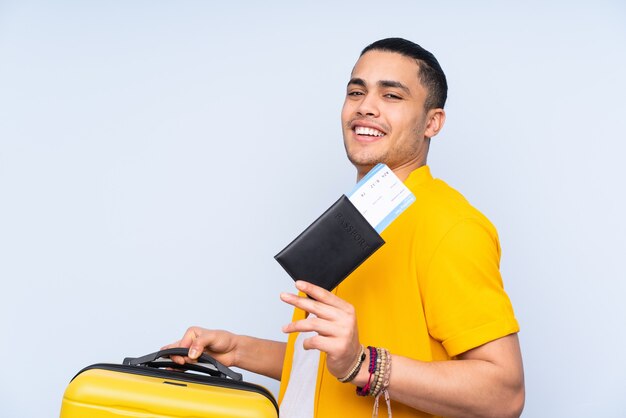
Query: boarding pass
xmin=347 ymin=163 xmax=415 ymax=233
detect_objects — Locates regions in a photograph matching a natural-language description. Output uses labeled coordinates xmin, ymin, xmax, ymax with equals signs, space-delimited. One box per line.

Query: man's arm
xmin=371 ymin=334 xmax=524 ymax=418
xmin=234 ymin=335 xmax=286 ymax=380
xmin=163 ymin=327 xmax=286 ymax=381
xmin=281 ymin=280 xmax=525 ymax=418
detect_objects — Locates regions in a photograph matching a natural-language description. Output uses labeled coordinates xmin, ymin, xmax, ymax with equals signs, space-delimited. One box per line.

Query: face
xmin=341 ymin=50 xmax=444 ymax=180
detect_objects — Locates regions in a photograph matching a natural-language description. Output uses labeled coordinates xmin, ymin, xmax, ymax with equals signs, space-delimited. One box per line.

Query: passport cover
xmin=274 ymin=195 xmax=385 ymax=291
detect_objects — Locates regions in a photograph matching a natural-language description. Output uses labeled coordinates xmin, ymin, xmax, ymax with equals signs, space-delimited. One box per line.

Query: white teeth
xmin=355 ymin=126 xmax=385 ymax=137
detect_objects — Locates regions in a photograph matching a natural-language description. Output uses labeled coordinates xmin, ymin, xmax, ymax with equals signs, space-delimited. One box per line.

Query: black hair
xmin=361 ymin=38 xmax=448 ymax=110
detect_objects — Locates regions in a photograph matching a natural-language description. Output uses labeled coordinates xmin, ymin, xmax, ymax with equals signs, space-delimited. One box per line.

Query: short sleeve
xmin=422 ymin=218 xmax=519 ymax=357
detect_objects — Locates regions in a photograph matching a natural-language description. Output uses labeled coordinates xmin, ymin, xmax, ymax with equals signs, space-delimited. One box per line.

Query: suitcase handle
xmin=123 ymin=348 xmax=243 ymax=381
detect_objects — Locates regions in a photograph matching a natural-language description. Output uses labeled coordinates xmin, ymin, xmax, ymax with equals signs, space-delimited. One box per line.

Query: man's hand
xmin=280 ymin=280 xmax=524 ymax=418
xmin=162 ymin=327 xmax=286 ymax=381
xmin=280 ymin=280 xmax=362 ymax=379
xmin=161 ymin=327 xmax=239 ymax=367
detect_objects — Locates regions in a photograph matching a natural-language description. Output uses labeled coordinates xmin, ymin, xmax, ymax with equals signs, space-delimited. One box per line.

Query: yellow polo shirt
xmin=278 ymin=165 xmax=519 ymax=417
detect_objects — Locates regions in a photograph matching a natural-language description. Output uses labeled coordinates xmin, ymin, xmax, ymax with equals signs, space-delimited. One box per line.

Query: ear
xmin=424 ymin=108 xmax=446 ymax=139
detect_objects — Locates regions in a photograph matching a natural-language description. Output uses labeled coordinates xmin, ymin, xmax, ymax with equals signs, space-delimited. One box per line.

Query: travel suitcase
xmin=60 ymin=348 xmax=279 ymax=417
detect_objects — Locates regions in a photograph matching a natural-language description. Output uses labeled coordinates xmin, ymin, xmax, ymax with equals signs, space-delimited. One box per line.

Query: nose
xmin=356 ymin=93 xmax=380 ymax=117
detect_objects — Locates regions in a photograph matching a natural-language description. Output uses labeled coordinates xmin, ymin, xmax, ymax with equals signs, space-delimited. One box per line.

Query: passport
xmin=274 ymin=164 xmax=414 ymax=291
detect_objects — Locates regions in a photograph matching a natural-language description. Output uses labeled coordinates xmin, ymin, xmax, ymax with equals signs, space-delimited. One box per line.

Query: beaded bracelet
xmin=338 ymin=345 xmax=366 ymax=383
xmin=370 ymin=347 xmax=386 ymax=398
xmin=373 ymin=348 xmax=392 ymax=418
xmin=356 ymin=346 xmax=377 ymax=396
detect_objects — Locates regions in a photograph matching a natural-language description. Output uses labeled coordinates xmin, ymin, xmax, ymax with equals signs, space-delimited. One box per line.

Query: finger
xmin=186 ymin=329 xmax=228 ymax=360
xmin=282 ymin=317 xmax=337 ymax=336
xmin=160 ymin=340 xmax=189 ymax=365
xmin=301 ymin=334 xmax=341 ymax=354
xmin=280 ymin=292 xmax=342 ymax=321
xmin=174 ymin=326 xmax=214 ymax=361
xmin=302 ymin=334 xmax=362 ymax=379
xmin=295 ymin=280 xmax=353 ymax=311
xmin=178 ymin=327 xmax=201 ymax=349
xmin=160 ymin=341 xmax=180 ymax=351
xmin=168 ymin=327 xmax=205 ymax=364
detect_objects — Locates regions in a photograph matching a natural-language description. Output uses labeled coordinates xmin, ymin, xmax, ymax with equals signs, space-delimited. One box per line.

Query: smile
xmin=354 ymin=126 xmax=385 ymax=137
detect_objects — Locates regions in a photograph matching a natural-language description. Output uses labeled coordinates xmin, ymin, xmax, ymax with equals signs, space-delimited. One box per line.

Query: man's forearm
xmin=234 ymin=336 xmax=286 ymax=381
xmin=389 ymin=354 xmax=524 ymax=418
xmin=352 ymin=334 xmax=525 ymax=418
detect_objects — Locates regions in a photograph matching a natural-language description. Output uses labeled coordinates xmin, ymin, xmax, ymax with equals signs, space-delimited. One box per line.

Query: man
xmin=164 ymin=38 xmax=525 ymax=418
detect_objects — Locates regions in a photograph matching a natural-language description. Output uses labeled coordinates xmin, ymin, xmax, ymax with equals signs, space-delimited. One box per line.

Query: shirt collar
xmin=404 ymin=164 xmax=433 ymax=189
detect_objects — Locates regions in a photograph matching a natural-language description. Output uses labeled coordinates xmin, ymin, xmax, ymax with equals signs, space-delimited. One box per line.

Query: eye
xmin=384 ymin=93 xmax=402 ymax=100
xmin=347 ymin=90 xmax=364 ymax=96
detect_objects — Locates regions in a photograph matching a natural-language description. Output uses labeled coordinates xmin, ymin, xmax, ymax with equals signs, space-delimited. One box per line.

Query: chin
xmin=347 ymin=152 xmax=383 ymax=170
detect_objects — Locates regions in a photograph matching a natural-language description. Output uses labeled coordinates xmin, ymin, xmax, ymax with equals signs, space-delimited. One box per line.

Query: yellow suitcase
xmin=60 ymin=348 xmax=278 ymax=417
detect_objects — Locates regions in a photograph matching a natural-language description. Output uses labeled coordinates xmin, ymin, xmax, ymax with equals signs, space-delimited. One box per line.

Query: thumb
xmin=188 ymin=345 xmax=203 ymax=360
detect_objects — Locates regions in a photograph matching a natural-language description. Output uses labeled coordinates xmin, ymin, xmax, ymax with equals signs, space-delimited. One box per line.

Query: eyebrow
xmin=379 ymin=80 xmax=411 ymax=95
xmin=347 ymin=77 xmax=366 ymax=88
xmin=347 ymin=78 xmax=412 ymax=96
